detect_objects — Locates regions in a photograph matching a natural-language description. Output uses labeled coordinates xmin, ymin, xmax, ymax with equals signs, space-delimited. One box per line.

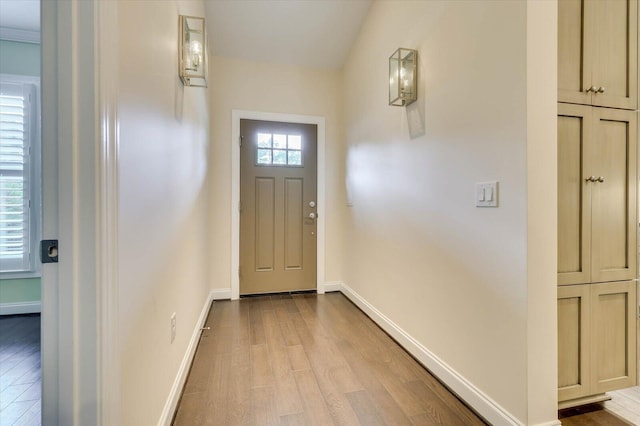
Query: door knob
xmin=308 ymin=213 xmax=316 ymax=219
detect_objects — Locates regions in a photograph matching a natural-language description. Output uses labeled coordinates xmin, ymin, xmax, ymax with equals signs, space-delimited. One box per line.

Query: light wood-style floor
xmin=173 ymin=293 xmax=488 ymax=425
xmin=607 ymin=387 xmax=640 ymax=425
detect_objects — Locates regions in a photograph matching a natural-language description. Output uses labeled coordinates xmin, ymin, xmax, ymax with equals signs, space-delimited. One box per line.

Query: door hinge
xmin=238 ymin=201 xmax=242 ymax=213
xmin=40 ymin=239 xmax=59 ymax=263
xmin=240 ymin=135 xmax=244 ymax=147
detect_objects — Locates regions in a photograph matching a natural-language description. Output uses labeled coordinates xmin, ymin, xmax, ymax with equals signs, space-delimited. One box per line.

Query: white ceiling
xmin=0 ymin=0 xmax=372 ymax=68
xmin=204 ymin=0 xmax=372 ymax=70
xmin=0 ymin=0 xmax=40 ymax=43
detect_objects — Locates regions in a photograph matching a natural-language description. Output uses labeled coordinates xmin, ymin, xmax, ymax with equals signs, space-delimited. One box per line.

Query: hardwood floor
xmin=0 ymin=314 xmax=41 ymax=426
xmin=559 ymin=403 xmax=636 ymax=425
xmin=173 ymin=293 xmax=488 ymax=426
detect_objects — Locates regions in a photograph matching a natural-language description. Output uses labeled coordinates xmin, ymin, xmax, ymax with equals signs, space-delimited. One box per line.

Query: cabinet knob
xmin=597 ymin=176 xmax=605 ymax=183
xmin=585 ymin=176 xmax=597 ymax=182
xmin=586 ymin=85 xmax=598 ymax=93
xmin=596 ymin=87 xmax=606 ymax=93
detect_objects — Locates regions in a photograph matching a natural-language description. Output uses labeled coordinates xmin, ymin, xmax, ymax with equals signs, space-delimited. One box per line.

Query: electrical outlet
xmin=170 ymin=312 xmax=176 ymax=343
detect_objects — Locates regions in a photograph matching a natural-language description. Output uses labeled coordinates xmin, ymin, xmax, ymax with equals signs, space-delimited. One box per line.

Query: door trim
xmin=231 ymin=110 xmax=326 ymax=300
xmin=41 ymin=0 xmax=118 ymax=423
xmin=96 ymin=0 xmax=121 ymax=424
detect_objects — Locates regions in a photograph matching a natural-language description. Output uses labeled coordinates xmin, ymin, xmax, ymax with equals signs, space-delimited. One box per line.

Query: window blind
xmin=0 ymin=82 xmax=32 ymax=272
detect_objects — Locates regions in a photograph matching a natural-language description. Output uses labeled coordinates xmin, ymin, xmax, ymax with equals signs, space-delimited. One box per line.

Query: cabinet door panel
xmin=591 ymin=281 xmax=637 ymax=393
xmin=591 ymin=108 xmax=637 ymax=282
xmin=591 ymin=0 xmax=638 ymax=109
xmin=558 ymin=104 xmax=592 ymax=285
xmin=559 ymin=0 xmax=593 ymax=105
xmin=558 ymin=285 xmax=591 ymax=402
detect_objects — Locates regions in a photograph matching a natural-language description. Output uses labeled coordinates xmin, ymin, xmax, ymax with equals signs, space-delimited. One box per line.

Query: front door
xmin=240 ymin=119 xmax=317 ymax=295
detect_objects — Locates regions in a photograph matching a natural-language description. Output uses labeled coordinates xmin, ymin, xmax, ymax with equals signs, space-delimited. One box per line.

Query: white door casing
xmin=41 ymin=0 xmax=119 ymax=424
xmin=231 ymin=110 xmax=326 ymax=300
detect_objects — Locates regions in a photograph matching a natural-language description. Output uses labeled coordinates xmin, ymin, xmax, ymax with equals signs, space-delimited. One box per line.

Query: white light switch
xmin=476 ymin=181 xmax=499 ymax=207
xmin=485 ymin=186 xmax=493 ymax=201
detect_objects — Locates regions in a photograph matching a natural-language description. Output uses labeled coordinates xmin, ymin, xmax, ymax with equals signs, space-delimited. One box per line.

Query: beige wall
xmin=342 ymin=1 xmax=556 ymax=424
xmin=117 ymin=1 xmax=211 ymax=424
xmin=208 ymin=56 xmax=344 ymax=292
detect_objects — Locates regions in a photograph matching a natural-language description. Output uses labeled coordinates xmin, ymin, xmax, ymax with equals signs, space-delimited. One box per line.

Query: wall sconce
xmin=389 ymin=48 xmax=417 ymax=106
xmin=179 ymin=15 xmax=207 ymax=87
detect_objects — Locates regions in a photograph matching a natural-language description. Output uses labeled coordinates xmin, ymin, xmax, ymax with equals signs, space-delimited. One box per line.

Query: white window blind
xmin=0 ymin=81 xmax=34 ymax=273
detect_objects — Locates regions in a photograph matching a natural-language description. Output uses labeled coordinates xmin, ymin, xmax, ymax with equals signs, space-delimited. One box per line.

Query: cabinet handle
xmin=585 ymin=176 xmax=597 ymax=182
xmin=586 ymin=85 xmax=598 ymax=93
xmin=596 ymin=87 xmax=606 ymax=93
xmin=597 ymin=176 xmax=605 ymax=183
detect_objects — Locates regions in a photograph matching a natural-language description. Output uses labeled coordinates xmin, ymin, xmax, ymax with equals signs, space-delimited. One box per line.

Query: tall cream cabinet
xmin=558 ymin=0 xmax=639 ymax=410
xmin=558 ymin=282 xmax=637 ymax=407
xmin=559 ymin=0 xmax=637 ymax=110
xmin=558 ymin=103 xmax=637 ymax=286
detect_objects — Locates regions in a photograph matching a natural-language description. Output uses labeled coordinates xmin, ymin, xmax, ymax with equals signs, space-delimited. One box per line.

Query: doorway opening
xmin=231 ymin=110 xmax=326 ymax=300
xmin=0 ymin=1 xmax=43 ymax=422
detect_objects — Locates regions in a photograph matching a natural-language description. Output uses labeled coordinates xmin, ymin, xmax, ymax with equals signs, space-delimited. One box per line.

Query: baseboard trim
xmin=339 ymin=282 xmax=526 ymax=426
xmin=0 ymin=301 xmax=41 ymax=315
xmin=323 ymin=281 xmax=342 ymax=292
xmin=211 ymin=288 xmax=231 ymax=300
xmin=157 ymin=290 xmax=213 ymax=426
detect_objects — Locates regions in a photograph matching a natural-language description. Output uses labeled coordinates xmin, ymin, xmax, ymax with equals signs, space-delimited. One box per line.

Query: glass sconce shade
xmin=389 ymin=48 xmax=417 ymax=106
xmin=179 ymin=15 xmax=207 ymax=87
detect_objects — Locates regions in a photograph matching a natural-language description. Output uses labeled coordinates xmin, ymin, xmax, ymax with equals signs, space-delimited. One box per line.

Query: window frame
xmin=0 ymin=74 xmax=41 ymax=278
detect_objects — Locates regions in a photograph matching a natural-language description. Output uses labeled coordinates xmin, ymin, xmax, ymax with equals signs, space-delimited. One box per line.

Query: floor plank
xmin=345 ymin=390 xmax=385 ymax=426
xmin=173 ymin=293 xmax=487 ymax=425
xmin=559 ymin=402 xmax=635 ymax=426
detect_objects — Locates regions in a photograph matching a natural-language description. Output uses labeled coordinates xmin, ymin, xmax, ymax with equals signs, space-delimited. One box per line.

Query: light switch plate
xmin=476 ymin=181 xmax=499 ymax=207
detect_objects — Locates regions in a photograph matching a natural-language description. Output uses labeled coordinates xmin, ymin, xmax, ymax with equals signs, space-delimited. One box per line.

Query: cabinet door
xmin=591 ymin=0 xmax=638 ymax=110
xmin=558 ymin=0 xmax=593 ymax=105
xmin=590 ymin=108 xmax=637 ymax=283
xmin=558 ymin=284 xmax=592 ymax=402
xmin=591 ymin=281 xmax=637 ymax=393
xmin=558 ymin=103 xmax=592 ymax=285
xmin=558 ymin=0 xmax=638 ymax=110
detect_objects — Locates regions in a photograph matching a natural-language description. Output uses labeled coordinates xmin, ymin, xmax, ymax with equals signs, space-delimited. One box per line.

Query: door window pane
xmin=287 ymin=150 xmax=301 ymax=165
xmin=257 ymin=133 xmax=272 ymax=148
xmin=288 ymin=135 xmax=301 ymax=150
xmin=257 ymin=149 xmax=272 ymax=164
xmin=273 ymin=134 xmax=287 ymax=149
xmin=273 ymin=149 xmax=287 ymax=165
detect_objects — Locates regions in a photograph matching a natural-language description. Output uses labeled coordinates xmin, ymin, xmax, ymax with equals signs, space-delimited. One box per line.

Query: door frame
xmin=41 ymin=0 xmax=120 ymax=423
xmin=231 ymin=110 xmax=326 ymax=300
